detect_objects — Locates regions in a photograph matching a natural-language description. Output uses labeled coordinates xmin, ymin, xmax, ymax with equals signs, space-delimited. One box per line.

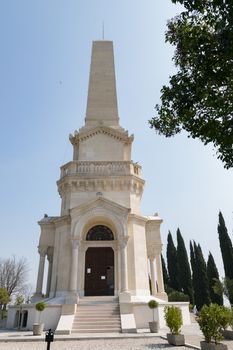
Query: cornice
xmin=69 ymin=126 xmax=134 ymax=145
xmin=38 ymin=215 xmax=71 ymax=227
xmin=57 ymin=175 xmax=145 ymax=197
xmin=128 ymin=213 xmax=148 ymax=225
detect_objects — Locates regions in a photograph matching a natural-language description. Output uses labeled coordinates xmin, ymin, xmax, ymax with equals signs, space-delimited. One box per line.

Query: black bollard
xmin=45 ymin=329 xmax=54 ymax=350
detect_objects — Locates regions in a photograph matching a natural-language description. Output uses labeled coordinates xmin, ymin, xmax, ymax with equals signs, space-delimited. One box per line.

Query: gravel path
xmin=0 ymin=337 xmax=185 ymax=350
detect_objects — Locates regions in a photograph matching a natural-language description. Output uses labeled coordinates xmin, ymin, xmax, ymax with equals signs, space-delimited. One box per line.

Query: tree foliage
xmin=149 ymin=0 xmax=233 ymax=168
xmin=197 ymin=304 xmax=228 ymax=344
xmin=218 ymin=211 xmax=233 ymax=281
xmin=0 ymin=288 xmax=10 ymax=310
xmin=161 ymin=253 xmax=170 ymax=291
xmin=164 ymin=305 xmax=183 ymax=335
xmin=167 ymin=232 xmax=180 ymax=291
xmin=207 ymin=252 xmax=223 ymax=305
xmin=0 ymin=257 xmax=29 ymax=298
xmin=176 ymin=228 xmax=194 ymax=304
xmin=190 ymin=241 xmax=210 ymax=310
xmin=214 ymin=277 xmax=233 ymax=305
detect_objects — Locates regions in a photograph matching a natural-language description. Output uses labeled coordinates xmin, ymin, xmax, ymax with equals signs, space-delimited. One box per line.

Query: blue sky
xmin=0 ymin=0 xmax=232 ymax=292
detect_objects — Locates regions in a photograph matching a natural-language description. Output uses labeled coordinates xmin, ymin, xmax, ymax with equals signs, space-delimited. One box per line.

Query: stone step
xmin=72 ymin=296 xmax=121 ymax=333
xmin=73 ymin=320 xmax=121 ymax=328
xmin=71 ymin=329 xmax=121 ymax=334
xmin=74 ymin=323 xmax=121 ymax=328
xmin=76 ymin=310 xmax=119 ymax=316
xmin=74 ymin=316 xmax=120 ymax=321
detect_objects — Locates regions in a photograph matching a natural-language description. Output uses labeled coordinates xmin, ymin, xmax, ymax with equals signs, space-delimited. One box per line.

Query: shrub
xmin=197 ymin=304 xmax=229 ymax=343
xmin=148 ymin=300 xmax=158 ymax=322
xmin=35 ymin=302 xmax=46 ymax=312
xmin=35 ymin=301 xmax=46 ymax=324
xmin=228 ymin=306 xmax=233 ymax=330
xmin=148 ymin=300 xmax=158 ymax=309
xmin=168 ymin=291 xmax=190 ymax=302
xmin=164 ymin=306 xmax=183 ymax=335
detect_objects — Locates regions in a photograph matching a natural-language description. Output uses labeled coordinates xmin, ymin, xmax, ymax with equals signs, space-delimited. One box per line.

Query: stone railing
xmin=60 ymin=161 xmax=141 ymax=179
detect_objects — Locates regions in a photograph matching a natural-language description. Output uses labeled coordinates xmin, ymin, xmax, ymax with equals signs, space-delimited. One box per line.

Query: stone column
xmin=35 ymin=246 xmax=48 ymax=296
xmin=149 ymin=256 xmax=157 ymax=296
xmin=119 ymin=237 xmax=129 ymax=292
xmin=156 ymin=254 xmax=165 ymax=294
xmin=69 ymin=238 xmax=80 ymax=292
xmin=46 ymin=247 xmax=53 ymax=297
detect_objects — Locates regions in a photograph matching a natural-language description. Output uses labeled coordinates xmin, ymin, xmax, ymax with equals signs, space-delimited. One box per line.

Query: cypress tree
xmin=167 ymin=231 xmax=180 ymax=291
xmin=207 ymin=252 xmax=223 ymax=305
xmin=176 ymin=228 xmax=194 ymax=304
xmin=161 ymin=254 xmax=170 ymax=290
xmin=218 ymin=211 xmax=233 ymax=279
xmin=190 ymin=241 xmax=211 ymax=310
xmin=195 ymin=243 xmax=211 ymax=309
xmin=190 ymin=241 xmax=199 ymax=308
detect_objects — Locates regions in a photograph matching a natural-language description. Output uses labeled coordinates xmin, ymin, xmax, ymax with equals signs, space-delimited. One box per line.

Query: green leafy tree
xmin=176 ymin=228 xmax=194 ymax=304
xmin=218 ymin=211 xmax=233 ymax=282
xmin=149 ymin=0 xmax=233 ymax=169
xmin=207 ymin=252 xmax=223 ymax=305
xmin=161 ymin=254 xmax=170 ymax=291
xmin=167 ymin=231 xmax=180 ymax=291
xmin=190 ymin=241 xmax=210 ymax=310
xmin=0 ymin=288 xmax=10 ymax=310
xmin=15 ymin=295 xmax=25 ymax=306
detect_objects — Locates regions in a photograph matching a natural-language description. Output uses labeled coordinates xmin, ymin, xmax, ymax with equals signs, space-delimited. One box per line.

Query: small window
xmin=86 ymin=225 xmax=114 ymax=241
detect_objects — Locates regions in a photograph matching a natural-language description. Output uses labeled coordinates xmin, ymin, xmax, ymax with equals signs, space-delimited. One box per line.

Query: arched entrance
xmin=84 ymin=225 xmax=114 ymax=296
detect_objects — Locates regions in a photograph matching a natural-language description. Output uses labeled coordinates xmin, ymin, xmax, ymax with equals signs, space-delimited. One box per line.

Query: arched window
xmin=86 ymin=225 xmax=114 ymax=241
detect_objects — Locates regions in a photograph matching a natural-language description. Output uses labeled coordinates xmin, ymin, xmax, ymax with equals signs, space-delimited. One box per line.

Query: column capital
xmin=47 ymin=247 xmax=54 ymax=262
xmin=147 ymin=243 xmax=162 ymax=258
xmin=70 ymin=237 xmax=81 ymax=249
xmin=119 ymin=236 xmax=129 ymax=250
xmin=38 ymin=245 xmax=48 ymax=257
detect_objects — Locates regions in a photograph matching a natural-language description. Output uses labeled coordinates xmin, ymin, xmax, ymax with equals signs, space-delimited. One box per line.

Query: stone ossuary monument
xmin=7 ymin=40 xmax=190 ymax=333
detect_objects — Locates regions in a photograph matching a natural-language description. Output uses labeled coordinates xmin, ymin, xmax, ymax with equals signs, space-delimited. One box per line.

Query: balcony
xmin=60 ymin=161 xmax=141 ymax=179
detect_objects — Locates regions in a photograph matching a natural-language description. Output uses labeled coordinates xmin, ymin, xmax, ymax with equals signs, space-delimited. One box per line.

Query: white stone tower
xmin=7 ymin=41 xmax=191 ymax=333
xmin=35 ymin=41 xmax=166 ymax=303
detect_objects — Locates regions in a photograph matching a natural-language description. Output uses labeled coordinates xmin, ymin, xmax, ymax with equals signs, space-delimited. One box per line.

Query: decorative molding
xmin=119 ymin=236 xmax=129 ymax=250
xmin=70 ymin=197 xmax=130 ymax=220
xmin=57 ymin=175 xmax=144 ymax=197
xmin=38 ymin=245 xmax=48 ymax=257
xmin=59 ymin=161 xmax=142 ymax=180
xmin=69 ymin=126 xmax=134 ymax=145
xmin=129 ymin=213 xmax=148 ymax=225
xmin=38 ymin=215 xmax=71 ymax=227
xmin=70 ymin=237 xmax=81 ymax=249
xmin=47 ymin=247 xmax=54 ymax=262
xmin=147 ymin=243 xmax=163 ymax=258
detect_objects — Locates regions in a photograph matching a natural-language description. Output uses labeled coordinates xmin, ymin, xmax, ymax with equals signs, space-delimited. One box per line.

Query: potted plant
xmin=33 ymin=301 xmax=46 ymax=335
xmin=164 ymin=305 xmax=185 ymax=346
xmin=221 ymin=307 xmax=233 ymax=340
xmin=148 ymin=299 xmax=159 ymax=333
xmin=197 ymin=304 xmax=228 ymax=350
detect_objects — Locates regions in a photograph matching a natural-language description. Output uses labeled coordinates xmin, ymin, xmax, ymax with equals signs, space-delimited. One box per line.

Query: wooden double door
xmin=84 ymin=247 xmax=114 ymax=296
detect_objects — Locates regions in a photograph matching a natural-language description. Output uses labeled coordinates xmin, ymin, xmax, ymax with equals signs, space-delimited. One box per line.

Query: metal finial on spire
xmin=102 ymin=21 xmax=105 ymax=40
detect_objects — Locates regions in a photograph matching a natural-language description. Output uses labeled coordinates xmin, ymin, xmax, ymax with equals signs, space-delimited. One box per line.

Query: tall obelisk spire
xmin=85 ymin=41 xmax=119 ymax=128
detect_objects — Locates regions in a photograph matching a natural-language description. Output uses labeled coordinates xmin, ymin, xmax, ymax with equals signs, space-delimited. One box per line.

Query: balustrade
xmin=60 ymin=161 xmax=141 ymax=178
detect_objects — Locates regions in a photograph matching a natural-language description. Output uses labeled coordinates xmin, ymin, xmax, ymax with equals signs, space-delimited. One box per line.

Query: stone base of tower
xmin=6 ymin=293 xmax=190 ymax=333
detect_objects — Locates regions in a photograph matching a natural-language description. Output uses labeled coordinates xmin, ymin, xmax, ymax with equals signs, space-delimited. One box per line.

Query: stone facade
xmin=33 ymin=41 xmax=166 ymax=305
xmin=7 ymin=40 xmax=190 ymax=333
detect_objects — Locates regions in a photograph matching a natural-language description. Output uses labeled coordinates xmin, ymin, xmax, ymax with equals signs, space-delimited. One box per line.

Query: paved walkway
xmin=0 ymin=323 xmax=232 ymax=350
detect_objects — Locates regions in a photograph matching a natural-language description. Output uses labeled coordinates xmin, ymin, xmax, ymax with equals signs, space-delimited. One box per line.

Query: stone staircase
xmin=71 ymin=296 xmax=122 ymax=333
